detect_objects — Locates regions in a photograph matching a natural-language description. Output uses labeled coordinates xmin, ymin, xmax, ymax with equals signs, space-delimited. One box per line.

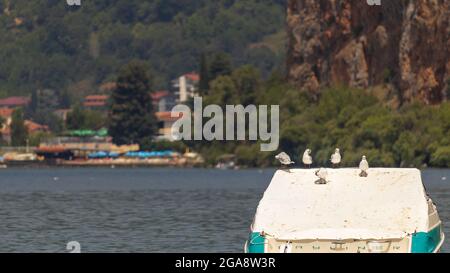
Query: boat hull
xmin=245 ymin=224 xmax=445 ymax=253
xmin=245 ymin=169 xmax=445 ymax=253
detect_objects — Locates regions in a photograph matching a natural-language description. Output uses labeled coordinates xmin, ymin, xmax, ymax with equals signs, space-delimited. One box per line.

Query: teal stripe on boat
xmin=411 ymin=225 xmax=442 ymax=253
xmin=247 ymin=232 xmax=265 ymax=253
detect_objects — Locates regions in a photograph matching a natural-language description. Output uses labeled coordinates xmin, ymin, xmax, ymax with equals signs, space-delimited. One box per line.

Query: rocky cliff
xmin=287 ymin=0 xmax=450 ymax=104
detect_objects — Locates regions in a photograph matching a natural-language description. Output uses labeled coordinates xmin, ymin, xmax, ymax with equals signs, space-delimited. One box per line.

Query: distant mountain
xmin=287 ymin=0 xmax=450 ymax=105
xmin=0 ymin=0 xmax=286 ymax=97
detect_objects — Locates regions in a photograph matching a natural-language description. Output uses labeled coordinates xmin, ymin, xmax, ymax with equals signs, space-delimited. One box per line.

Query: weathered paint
xmin=411 ymin=225 xmax=442 ymax=253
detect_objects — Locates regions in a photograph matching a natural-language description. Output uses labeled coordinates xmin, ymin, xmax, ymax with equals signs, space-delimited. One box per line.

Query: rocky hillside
xmin=287 ymin=0 xmax=450 ymax=105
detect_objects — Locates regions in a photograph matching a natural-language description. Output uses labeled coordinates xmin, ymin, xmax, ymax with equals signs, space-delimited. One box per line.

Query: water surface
xmin=0 ymin=168 xmax=448 ymax=253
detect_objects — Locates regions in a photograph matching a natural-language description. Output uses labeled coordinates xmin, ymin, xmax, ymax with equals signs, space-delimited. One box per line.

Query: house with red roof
xmin=83 ymin=95 xmax=109 ymax=110
xmin=0 ymin=96 xmax=30 ymax=108
xmin=151 ymin=90 xmax=177 ymax=112
xmin=0 ymin=118 xmax=49 ymax=144
xmin=184 ymin=72 xmax=200 ymax=82
xmin=155 ymin=111 xmax=184 ymax=141
xmin=24 ymin=120 xmax=50 ymax=134
xmin=0 ymin=108 xmax=14 ymax=121
xmin=0 ymin=108 xmax=14 ymax=141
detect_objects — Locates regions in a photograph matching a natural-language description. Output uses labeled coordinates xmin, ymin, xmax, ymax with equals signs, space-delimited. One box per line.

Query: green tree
xmin=0 ymin=116 xmax=4 ymax=145
xmin=83 ymin=110 xmax=106 ymax=130
xmin=29 ymin=131 xmax=53 ymax=147
xmin=447 ymin=78 xmax=450 ymax=99
xmin=66 ymin=105 xmax=86 ymax=130
xmin=205 ymin=75 xmax=236 ymax=106
xmin=11 ymin=109 xmax=28 ymax=147
xmin=33 ymin=111 xmax=63 ymax=134
xmin=26 ymin=89 xmax=62 ymax=128
xmin=66 ymin=106 xmax=105 ymax=130
xmin=59 ymin=89 xmax=72 ymax=109
xmin=29 ymin=89 xmax=38 ymax=114
xmin=430 ymin=146 xmax=450 ymax=168
xmin=208 ymin=52 xmax=232 ymax=81
xmin=231 ymin=65 xmax=261 ymax=105
xmin=198 ymin=53 xmax=210 ymax=95
xmin=108 ymin=61 xmax=157 ymax=148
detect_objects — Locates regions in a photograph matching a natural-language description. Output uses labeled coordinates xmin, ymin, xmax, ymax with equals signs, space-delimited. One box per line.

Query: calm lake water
xmin=0 ymin=168 xmax=448 ymax=253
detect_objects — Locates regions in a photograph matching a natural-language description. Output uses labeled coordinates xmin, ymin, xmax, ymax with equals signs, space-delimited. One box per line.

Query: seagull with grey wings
xmin=275 ymin=152 xmax=295 ymax=168
xmin=315 ymin=168 xmax=328 ymax=184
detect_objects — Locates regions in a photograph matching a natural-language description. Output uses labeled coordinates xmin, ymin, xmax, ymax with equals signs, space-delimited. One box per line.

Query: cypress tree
xmin=66 ymin=105 xmax=86 ymax=130
xmin=11 ymin=109 xmax=28 ymax=147
xmin=209 ymin=52 xmax=232 ymax=81
xmin=108 ymin=61 xmax=157 ymax=149
xmin=199 ymin=53 xmax=210 ymax=95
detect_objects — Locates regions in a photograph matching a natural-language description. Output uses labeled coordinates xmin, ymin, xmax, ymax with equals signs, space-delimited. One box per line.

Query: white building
xmin=172 ymin=72 xmax=199 ymax=103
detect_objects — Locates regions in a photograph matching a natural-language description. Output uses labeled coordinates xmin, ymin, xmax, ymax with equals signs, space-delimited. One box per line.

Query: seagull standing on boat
xmin=359 ymin=155 xmax=369 ymax=177
xmin=315 ymin=168 xmax=328 ymax=184
xmin=330 ymin=148 xmax=341 ymax=168
xmin=302 ymin=149 xmax=313 ymax=168
xmin=275 ymin=152 xmax=295 ymax=168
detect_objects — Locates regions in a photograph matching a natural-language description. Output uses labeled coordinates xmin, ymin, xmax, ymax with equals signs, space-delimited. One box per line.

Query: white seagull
xmin=302 ymin=149 xmax=313 ymax=168
xmin=359 ymin=155 xmax=369 ymax=177
xmin=275 ymin=152 xmax=295 ymax=167
xmin=330 ymin=148 xmax=341 ymax=168
xmin=315 ymin=168 xmax=328 ymax=184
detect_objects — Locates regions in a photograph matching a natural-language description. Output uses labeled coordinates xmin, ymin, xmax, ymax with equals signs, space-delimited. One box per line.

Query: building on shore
xmin=151 ymin=90 xmax=177 ymax=112
xmin=155 ymin=111 xmax=183 ymax=141
xmin=0 ymin=96 xmax=30 ymax=109
xmin=36 ymin=134 xmax=139 ymax=160
xmin=0 ymin=107 xmax=49 ymax=143
xmin=53 ymin=109 xmax=72 ymax=122
xmin=171 ymin=72 xmax=199 ymax=103
xmin=0 ymin=108 xmax=13 ymax=125
xmin=24 ymin=120 xmax=49 ymax=134
xmin=83 ymin=95 xmax=109 ymax=111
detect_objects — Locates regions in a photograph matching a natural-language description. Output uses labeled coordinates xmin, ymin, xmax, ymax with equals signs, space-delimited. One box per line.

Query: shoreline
xmin=1 ymin=161 xmax=448 ymax=172
xmin=1 ymin=159 xmax=202 ymax=169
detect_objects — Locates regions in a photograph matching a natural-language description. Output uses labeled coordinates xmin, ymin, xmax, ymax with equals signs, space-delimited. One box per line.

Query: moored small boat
xmin=245 ymin=168 xmax=444 ymax=253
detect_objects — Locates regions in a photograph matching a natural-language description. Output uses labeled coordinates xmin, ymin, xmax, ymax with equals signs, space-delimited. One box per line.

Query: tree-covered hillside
xmin=0 ymin=0 xmax=286 ymax=97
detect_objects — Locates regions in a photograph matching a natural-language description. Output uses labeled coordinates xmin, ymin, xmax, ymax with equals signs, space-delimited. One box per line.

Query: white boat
xmin=245 ymin=168 xmax=444 ymax=253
